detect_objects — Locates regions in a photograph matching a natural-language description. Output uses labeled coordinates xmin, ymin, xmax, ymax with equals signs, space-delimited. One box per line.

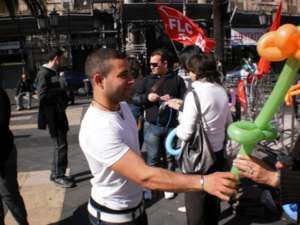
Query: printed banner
xmin=156 ymin=4 xmax=215 ymax=53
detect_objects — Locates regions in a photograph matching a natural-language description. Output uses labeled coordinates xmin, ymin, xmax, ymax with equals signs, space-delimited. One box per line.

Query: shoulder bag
xmin=179 ymin=90 xmax=216 ymax=174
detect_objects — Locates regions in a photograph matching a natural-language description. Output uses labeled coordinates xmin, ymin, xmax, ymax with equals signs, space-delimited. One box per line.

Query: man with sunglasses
xmin=132 ymin=48 xmax=186 ymax=200
xmin=79 ymin=48 xmax=237 ymax=225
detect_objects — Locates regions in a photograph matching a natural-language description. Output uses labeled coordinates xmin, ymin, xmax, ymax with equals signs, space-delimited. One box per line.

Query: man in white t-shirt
xmin=79 ymin=48 xmax=237 ymax=225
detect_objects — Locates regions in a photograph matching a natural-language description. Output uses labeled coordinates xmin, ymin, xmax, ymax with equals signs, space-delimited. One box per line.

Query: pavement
xmin=4 ymin=95 xmax=297 ymax=225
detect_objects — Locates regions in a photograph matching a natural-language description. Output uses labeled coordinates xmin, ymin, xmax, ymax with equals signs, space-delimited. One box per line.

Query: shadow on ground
xmin=220 ymin=206 xmax=283 ymax=225
xmin=48 ymin=203 xmax=89 ymax=225
xmin=71 ymin=170 xmax=92 ymax=184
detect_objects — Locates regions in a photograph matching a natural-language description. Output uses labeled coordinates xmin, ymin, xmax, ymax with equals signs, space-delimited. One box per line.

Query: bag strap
xmin=191 ymin=90 xmax=214 ymax=152
xmin=150 ymin=76 xmax=167 ymax=93
xmin=191 ymin=90 xmax=204 ymax=125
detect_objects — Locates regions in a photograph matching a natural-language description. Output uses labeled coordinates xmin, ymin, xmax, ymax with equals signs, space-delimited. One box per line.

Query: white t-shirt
xmin=79 ymin=102 xmax=143 ymax=210
xmin=176 ymin=81 xmax=232 ymax=152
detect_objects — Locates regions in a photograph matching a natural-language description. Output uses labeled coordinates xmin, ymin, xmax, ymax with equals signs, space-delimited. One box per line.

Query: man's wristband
xmin=200 ymin=175 xmax=205 ymax=191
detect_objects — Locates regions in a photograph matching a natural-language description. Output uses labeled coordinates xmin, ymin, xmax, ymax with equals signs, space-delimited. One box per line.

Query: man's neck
xmin=160 ymin=69 xmax=169 ymax=76
xmin=44 ymin=62 xmax=57 ymax=72
xmin=92 ymin=94 xmax=120 ymax=112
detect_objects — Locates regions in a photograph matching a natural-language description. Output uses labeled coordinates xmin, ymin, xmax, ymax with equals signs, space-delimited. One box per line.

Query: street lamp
xmin=37 ymin=14 xmax=48 ymax=30
xmin=49 ymin=8 xmax=59 ymax=28
xmin=259 ymin=12 xmax=268 ymax=26
xmin=48 ymin=8 xmax=59 ymax=47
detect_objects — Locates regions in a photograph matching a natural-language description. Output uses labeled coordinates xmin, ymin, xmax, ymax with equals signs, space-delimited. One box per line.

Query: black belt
xmin=89 ymin=197 xmax=143 ymax=214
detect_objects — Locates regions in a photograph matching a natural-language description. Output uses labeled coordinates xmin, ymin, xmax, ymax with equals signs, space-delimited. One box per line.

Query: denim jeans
xmin=0 ymin=146 xmax=29 ymax=225
xmin=15 ymin=92 xmax=32 ymax=110
xmin=51 ymin=130 xmax=68 ymax=178
xmin=143 ymin=121 xmax=176 ymax=171
xmin=89 ymin=212 xmax=148 ymax=225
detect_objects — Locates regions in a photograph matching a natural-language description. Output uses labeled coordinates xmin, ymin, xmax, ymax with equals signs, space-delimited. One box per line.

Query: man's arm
xmin=111 ymin=149 xmax=237 ymax=201
xmin=35 ymin=71 xmax=48 ymax=96
xmin=0 ymin=89 xmax=10 ymax=129
xmin=131 ymin=77 xmax=151 ymax=107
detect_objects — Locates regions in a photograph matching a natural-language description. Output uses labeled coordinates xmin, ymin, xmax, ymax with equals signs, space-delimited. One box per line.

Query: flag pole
xmin=155 ymin=24 xmax=181 ymax=60
xmin=170 ymin=40 xmax=180 ymax=60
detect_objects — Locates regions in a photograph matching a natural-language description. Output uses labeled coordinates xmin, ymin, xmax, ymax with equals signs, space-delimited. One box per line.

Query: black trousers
xmin=0 ymin=146 xmax=29 ymax=225
xmin=184 ymin=150 xmax=225 ymax=225
xmin=51 ymin=130 xmax=68 ymax=178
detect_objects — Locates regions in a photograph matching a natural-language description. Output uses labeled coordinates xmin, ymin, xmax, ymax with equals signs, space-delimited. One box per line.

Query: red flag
xmin=156 ymin=4 xmax=215 ymax=53
xmin=237 ymin=80 xmax=247 ymax=110
xmin=270 ymin=0 xmax=282 ymax=31
xmin=257 ymin=0 xmax=282 ymax=78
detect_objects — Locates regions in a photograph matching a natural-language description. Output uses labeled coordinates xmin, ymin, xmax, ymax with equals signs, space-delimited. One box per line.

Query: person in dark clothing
xmin=0 ymin=87 xmax=29 ymax=225
xmin=234 ymin=135 xmax=300 ymax=204
xmin=59 ymin=71 xmax=75 ymax=105
xmin=15 ymin=73 xmax=33 ymax=110
xmin=132 ymin=48 xmax=186 ymax=200
xmin=127 ymin=56 xmax=143 ymax=120
xmin=35 ymin=48 xmax=74 ymax=188
xmin=127 ymin=57 xmax=145 ymax=147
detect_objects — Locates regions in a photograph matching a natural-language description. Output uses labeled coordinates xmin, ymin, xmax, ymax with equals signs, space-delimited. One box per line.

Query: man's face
xmin=54 ymin=55 xmax=64 ymax=69
xmin=150 ymin=55 xmax=168 ymax=76
xmin=102 ymin=58 xmax=135 ymax=103
xmin=21 ymin=74 xmax=26 ymax=80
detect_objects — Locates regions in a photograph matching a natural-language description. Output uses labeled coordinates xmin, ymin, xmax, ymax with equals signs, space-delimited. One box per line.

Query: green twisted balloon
xmin=229 ymin=24 xmax=300 ymax=178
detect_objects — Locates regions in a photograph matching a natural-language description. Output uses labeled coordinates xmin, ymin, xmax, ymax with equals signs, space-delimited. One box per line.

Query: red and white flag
xmin=237 ymin=80 xmax=247 ymax=111
xmin=257 ymin=0 xmax=282 ymax=78
xmin=156 ymin=4 xmax=215 ymax=53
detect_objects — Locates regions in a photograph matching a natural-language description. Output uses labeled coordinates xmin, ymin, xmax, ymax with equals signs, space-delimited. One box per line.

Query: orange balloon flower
xmin=285 ymin=84 xmax=300 ymax=107
xmin=257 ymin=24 xmax=300 ymax=62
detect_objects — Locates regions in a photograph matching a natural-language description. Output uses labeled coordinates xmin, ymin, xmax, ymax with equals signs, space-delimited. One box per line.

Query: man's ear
xmin=93 ymin=74 xmax=104 ymax=87
xmin=163 ymin=60 xmax=168 ymax=68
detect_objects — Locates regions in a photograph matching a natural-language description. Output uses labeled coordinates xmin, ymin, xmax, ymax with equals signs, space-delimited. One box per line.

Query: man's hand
xmin=148 ymin=93 xmax=160 ymax=102
xmin=160 ymin=94 xmax=171 ymax=101
xmin=203 ymin=172 xmax=237 ymax=201
xmin=165 ymin=98 xmax=183 ymax=110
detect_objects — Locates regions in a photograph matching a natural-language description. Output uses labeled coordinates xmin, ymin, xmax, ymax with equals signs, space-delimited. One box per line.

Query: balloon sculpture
xmin=285 ymin=84 xmax=300 ymax=106
xmin=229 ymin=24 xmax=300 ymax=176
xmin=228 ymin=24 xmax=300 ymax=223
xmin=165 ymin=129 xmax=182 ymax=156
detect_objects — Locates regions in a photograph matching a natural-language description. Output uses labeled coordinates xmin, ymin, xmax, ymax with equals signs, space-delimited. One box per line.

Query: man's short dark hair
xmin=85 ymin=48 xmax=127 ymax=79
xmin=47 ymin=48 xmax=64 ymax=61
xmin=150 ymin=48 xmax=173 ymax=69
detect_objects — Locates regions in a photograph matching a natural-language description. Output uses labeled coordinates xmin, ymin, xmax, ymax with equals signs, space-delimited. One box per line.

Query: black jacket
xmin=132 ymin=70 xmax=186 ymax=128
xmin=280 ymin=169 xmax=300 ymax=204
xmin=15 ymin=79 xmax=32 ymax=95
xmin=280 ymin=137 xmax=300 ymax=204
xmin=35 ymin=66 xmax=69 ymax=137
xmin=0 ymin=88 xmax=14 ymax=175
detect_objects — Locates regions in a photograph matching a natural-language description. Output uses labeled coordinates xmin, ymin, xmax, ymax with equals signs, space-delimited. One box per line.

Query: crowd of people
xmin=0 ymin=46 xmax=300 ymax=225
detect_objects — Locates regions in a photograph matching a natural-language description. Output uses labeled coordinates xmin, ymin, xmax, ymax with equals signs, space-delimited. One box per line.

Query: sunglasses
xmin=150 ymin=63 xmax=159 ymax=68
